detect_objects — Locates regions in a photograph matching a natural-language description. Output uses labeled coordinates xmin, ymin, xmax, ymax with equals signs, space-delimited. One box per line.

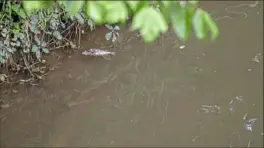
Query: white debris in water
xmin=229 ymin=96 xmax=244 ymax=113
xmin=261 ymin=133 xmax=264 ymax=136
xmin=247 ymin=68 xmax=252 ymax=71
xmin=229 ymin=105 xmax=235 ymax=113
xmin=199 ymin=104 xmax=221 ymax=114
xmin=252 ymin=53 xmax=262 ymax=63
xmin=235 ymin=96 xmax=243 ymax=101
xmin=252 ymin=56 xmax=259 ymax=63
xmin=179 ymin=45 xmax=186 ymax=49
xmin=249 ymin=1 xmax=259 ymax=8
xmin=0 ymin=104 xmax=10 ymax=109
xmin=191 ymin=135 xmax=199 ymax=142
xmin=109 ymin=141 xmax=115 ymax=144
xmin=247 ymin=140 xmax=251 ymax=148
xmin=242 ymin=113 xmax=248 ymax=120
xmin=244 ymin=118 xmax=258 ymax=132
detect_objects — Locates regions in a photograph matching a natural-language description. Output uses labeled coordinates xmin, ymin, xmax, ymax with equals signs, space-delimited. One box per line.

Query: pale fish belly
xmin=82 ymin=49 xmax=115 ymax=56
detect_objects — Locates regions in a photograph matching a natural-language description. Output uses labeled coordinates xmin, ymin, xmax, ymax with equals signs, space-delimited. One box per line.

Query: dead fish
xmin=82 ymin=49 xmax=115 ymax=56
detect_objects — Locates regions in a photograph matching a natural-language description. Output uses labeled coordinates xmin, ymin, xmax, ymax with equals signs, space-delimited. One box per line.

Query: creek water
xmin=0 ymin=1 xmax=263 ymax=147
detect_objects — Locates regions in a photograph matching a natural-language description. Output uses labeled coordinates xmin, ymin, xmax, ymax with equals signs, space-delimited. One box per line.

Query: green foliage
xmin=21 ymin=0 xmax=219 ymax=43
xmin=132 ymin=7 xmax=168 ymax=42
xmin=0 ymin=0 xmax=220 ymax=78
xmin=167 ymin=2 xmax=193 ymax=40
xmin=66 ymin=1 xmax=85 ymax=16
xmin=0 ymin=0 xmax=87 ymax=65
xmin=85 ymin=1 xmax=105 ymax=23
xmin=0 ymin=1 xmax=28 ymax=64
xmin=105 ymin=25 xmax=120 ymax=42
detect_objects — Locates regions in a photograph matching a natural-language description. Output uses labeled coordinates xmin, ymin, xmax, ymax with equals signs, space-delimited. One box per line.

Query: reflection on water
xmin=0 ymin=1 xmax=263 ymax=147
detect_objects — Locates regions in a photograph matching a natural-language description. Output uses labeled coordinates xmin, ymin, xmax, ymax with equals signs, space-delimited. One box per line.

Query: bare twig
xmin=20 ymin=51 xmax=35 ymax=79
xmin=24 ymin=20 xmax=31 ymax=48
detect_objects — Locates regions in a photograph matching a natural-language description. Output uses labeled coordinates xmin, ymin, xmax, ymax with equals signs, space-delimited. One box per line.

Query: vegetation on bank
xmin=0 ymin=0 xmax=218 ymax=84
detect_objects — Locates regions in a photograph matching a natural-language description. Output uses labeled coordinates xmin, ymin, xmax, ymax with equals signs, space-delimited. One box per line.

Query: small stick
xmin=67 ymin=98 xmax=94 ymax=108
xmin=247 ymin=140 xmax=251 ymax=147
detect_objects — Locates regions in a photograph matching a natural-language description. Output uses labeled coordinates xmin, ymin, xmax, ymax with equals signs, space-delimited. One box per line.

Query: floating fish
xmin=82 ymin=49 xmax=115 ymax=56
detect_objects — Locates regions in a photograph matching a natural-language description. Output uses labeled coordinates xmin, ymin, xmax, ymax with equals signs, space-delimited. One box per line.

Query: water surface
xmin=0 ymin=1 xmax=263 ymax=147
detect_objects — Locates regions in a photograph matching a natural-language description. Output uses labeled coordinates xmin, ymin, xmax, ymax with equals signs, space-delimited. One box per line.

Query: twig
xmin=40 ymin=27 xmax=46 ymax=46
xmin=20 ymin=51 xmax=35 ymax=79
xmin=24 ymin=20 xmax=31 ymax=48
xmin=78 ymin=25 xmax=81 ymax=47
xmin=225 ymin=5 xmax=248 ymax=18
xmin=61 ymin=22 xmax=76 ymax=34
xmin=67 ymin=97 xmax=95 ymax=108
xmin=247 ymin=140 xmax=251 ymax=147
xmin=51 ymin=44 xmax=69 ymax=50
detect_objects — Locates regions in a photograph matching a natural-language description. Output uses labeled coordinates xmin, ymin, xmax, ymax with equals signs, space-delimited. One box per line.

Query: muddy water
xmin=1 ymin=1 xmax=263 ymax=147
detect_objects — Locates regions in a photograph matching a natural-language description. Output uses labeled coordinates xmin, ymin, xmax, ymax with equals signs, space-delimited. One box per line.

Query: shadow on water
xmin=1 ymin=1 xmax=263 ymax=147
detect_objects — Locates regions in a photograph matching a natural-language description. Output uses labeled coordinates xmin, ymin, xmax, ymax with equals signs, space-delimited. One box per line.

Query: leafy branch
xmin=22 ymin=0 xmax=219 ymax=43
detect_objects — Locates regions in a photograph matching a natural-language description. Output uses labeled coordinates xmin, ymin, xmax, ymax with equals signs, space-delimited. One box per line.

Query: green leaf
xmin=203 ymin=12 xmax=219 ymax=40
xmin=105 ymin=32 xmax=112 ymax=40
xmin=85 ymin=2 xmax=105 ymax=24
xmin=87 ymin=19 xmax=94 ymax=26
xmin=11 ymin=4 xmax=27 ymax=19
xmin=65 ymin=1 xmax=84 ymax=16
xmin=141 ymin=26 xmax=159 ymax=43
xmin=126 ymin=1 xmax=140 ymax=12
xmin=132 ymin=7 xmax=168 ymax=43
xmin=161 ymin=1 xmax=171 ymax=7
xmin=31 ymin=45 xmax=39 ymax=52
xmin=105 ymin=24 xmax=113 ymax=30
xmin=18 ymin=8 xmax=26 ymax=19
xmin=114 ymin=25 xmax=120 ymax=30
xmin=75 ymin=13 xmax=84 ymax=25
xmin=97 ymin=1 xmax=112 ymax=6
xmin=42 ymin=48 xmax=49 ymax=54
xmin=188 ymin=1 xmax=199 ymax=5
xmin=29 ymin=24 xmax=40 ymax=34
xmin=192 ymin=9 xmax=206 ymax=40
xmin=23 ymin=1 xmax=46 ymax=16
xmin=135 ymin=1 xmax=149 ymax=12
xmin=159 ymin=3 xmax=171 ymax=23
xmin=53 ymin=31 xmax=62 ymax=40
xmin=35 ymin=38 xmax=41 ymax=46
xmin=35 ymin=50 xmax=41 ymax=59
xmin=104 ymin=2 xmax=128 ymax=24
xmin=170 ymin=3 xmax=194 ymax=41
xmin=57 ymin=1 xmax=68 ymax=8
xmin=171 ymin=3 xmax=186 ymax=40
xmin=0 ymin=56 xmax=4 ymax=63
